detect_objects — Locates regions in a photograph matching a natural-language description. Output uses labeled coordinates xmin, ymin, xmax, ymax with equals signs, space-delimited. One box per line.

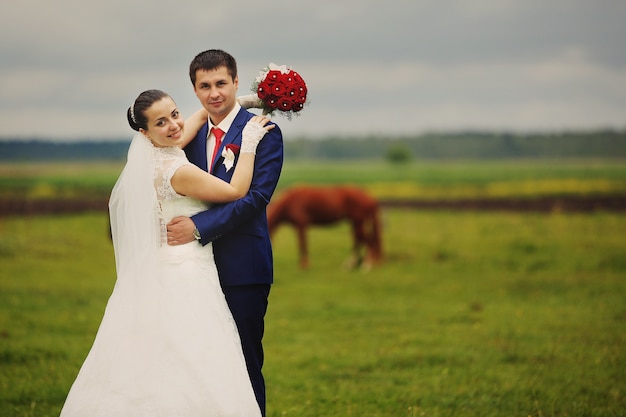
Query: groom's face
xmin=193 ymin=66 xmax=239 ymax=126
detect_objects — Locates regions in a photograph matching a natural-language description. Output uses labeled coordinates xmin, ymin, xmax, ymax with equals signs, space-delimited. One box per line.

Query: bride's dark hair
xmin=127 ymin=89 xmax=171 ymax=131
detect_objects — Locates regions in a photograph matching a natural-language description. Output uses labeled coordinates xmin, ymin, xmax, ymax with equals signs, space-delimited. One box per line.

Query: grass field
xmin=1 ymin=208 xmax=624 ymax=416
xmin=0 ymin=159 xmax=625 ymax=416
xmin=2 ymin=159 xmax=626 ymax=201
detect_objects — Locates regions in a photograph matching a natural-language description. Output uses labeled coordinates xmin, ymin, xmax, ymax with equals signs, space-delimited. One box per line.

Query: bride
xmin=59 ymin=89 xmax=272 ymax=417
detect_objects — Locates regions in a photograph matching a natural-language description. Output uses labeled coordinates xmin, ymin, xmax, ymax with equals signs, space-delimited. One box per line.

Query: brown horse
xmin=267 ymin=185 xmax=383 ymax=269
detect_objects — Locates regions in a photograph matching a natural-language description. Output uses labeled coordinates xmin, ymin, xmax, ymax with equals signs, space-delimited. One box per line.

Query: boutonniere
xmin=221 ymin=144 xmax=240 ymax=172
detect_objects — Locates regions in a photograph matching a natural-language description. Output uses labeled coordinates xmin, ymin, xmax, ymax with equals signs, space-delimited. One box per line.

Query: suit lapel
xmin=184 ymin=123 xmax=210 ymax=171
xmin=211 ymin=108 xmax=250 ymax=174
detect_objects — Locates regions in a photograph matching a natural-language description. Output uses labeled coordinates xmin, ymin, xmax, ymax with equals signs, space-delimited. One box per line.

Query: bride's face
xmin=140 ymin=97 xmax=185 ymax=148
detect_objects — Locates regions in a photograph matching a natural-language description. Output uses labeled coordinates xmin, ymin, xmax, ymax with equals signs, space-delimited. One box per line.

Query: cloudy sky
xmin=1 ymin=0 xmax=625 ymax=141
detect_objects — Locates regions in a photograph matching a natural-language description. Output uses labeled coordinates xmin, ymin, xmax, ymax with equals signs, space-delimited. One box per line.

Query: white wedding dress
xmin=60 ymin=141 xmax=261 ymax=417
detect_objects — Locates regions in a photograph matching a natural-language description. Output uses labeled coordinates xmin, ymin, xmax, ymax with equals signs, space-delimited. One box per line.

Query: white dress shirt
xmin=206 ymin=102 xmax=242 ymax=165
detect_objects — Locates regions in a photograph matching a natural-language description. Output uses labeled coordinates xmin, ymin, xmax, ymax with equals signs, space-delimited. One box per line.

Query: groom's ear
xmin=233 ymin=75 xmax=239 ymax=90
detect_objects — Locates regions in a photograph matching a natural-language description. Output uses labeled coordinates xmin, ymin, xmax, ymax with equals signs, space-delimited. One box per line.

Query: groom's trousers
xmin=222 ymin=283 xmax=271 ymax=417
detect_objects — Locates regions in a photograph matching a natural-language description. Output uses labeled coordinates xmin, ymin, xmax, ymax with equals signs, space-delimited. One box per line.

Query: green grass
xmin=266 ymin=210 xmax=625 ymax=416
xmin=1 ymin=210 xmax=624 ymax=416
xmin=2 ymin=159 xmax=626 ymax=200
xmin=0 ymin=162 xmax=122 ymax=199
xmin=276 ymin=159 xmax=626 ymax=200
xmin=0 ymin=214 xmax=116 ymax=416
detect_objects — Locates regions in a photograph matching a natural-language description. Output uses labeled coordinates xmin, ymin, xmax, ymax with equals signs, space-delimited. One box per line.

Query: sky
xmin=1 ymin=0 xmax=625 ymax=142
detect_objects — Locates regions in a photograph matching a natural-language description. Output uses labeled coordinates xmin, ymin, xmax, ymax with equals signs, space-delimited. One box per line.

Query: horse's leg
xmin=345 ymin=220 xmax=366 ymax=270
xmin=358 ymin=207 xmax=381 ymax=268
xmin=362 ymin=213 xmax=375 ymax=267
xmin=369 ymin=207 xmax=383 ymax=263
xmin=360 ymin=219 xmax=379 ymax=271
xmin=296 ymin=224 xmax=309 ymax=269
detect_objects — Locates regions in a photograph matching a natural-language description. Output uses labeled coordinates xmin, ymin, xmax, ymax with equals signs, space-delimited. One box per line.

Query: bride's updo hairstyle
xmin=127 ymin=89 xmax=171 ymax=131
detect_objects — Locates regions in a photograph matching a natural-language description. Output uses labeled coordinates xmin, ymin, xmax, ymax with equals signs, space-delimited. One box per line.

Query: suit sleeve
xmin=191 ymin=124 xmax=284 ymax=244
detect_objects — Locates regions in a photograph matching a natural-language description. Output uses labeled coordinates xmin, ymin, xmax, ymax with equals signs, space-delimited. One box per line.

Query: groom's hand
xmin=166 ymin=216 xmax=196 ymax=246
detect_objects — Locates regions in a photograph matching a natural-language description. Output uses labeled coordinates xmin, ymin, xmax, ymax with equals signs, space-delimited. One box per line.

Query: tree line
xmin=1 ymin=130 xmax=625 ymax=162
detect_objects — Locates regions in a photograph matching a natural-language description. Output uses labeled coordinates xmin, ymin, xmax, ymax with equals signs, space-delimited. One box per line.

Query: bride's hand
xmin=241 ymin=116 xmax=274 ymax=154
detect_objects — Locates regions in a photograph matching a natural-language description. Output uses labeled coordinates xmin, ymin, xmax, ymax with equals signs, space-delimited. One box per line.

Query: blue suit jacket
xmin=184 ymin=107 xmax=283 ymax=286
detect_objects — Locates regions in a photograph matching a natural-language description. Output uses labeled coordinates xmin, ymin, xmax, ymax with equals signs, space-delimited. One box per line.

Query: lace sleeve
xmin=154 ymin=147 xmax=193 ymax=201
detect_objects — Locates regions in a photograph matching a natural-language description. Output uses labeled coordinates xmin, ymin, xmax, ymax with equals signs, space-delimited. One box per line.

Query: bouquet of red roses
xmin=251 ymin=63 xmax=308 ymax=119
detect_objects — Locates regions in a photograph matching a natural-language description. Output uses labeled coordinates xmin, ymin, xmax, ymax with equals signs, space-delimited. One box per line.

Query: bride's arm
xmin=180 ymin=95 xmax=263 ymax=148
xmin=171 ymin=116 xmax=274 ymax=203
xmin=180 ymin=108 xmax=208 ymax=148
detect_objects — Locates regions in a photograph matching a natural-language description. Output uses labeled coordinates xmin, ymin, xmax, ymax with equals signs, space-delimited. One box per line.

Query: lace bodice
xmin=153 ymin=146 xmax=210 ymax=260
xmin=153 ymin=146 xmax=207 ymax=215
xmin=154 ymin=146 xmax=192 ymax=202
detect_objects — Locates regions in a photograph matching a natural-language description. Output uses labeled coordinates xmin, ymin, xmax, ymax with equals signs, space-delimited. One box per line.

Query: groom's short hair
xmin=189 ymin=49 xmax=238 ymax=85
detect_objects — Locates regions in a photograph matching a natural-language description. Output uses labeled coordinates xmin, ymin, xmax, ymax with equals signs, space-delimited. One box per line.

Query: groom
xmin=166 ymin=49 xmax=283 ymax=416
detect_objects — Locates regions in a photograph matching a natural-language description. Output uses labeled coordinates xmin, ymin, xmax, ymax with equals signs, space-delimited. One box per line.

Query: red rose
xmin=265 ymin=96 xmax=279 ymax=109
xmin=267 ymin=70 xmax=281 ymax=82
xmin=225 ymin=144 xmax=240 ymax=154
xmin=282 ymin=73 xmax=297 ymax=88
xmin=277 ymin=97 xmax=293 ymax=111
xmin=286 ymin=86 xmax=298 ymax=98
xmin=271 ymin=82 xmax=287 ymax=97
xmin=257 ymin=80 xmax=271 ymax=100
xmin=294 ymin=86 xmax=307 ymax=104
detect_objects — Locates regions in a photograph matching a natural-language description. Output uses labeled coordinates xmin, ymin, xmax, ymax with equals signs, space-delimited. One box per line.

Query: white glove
xmin=241 ymin=121 xmax=270 ymax=154
xmin=237 ymin=94 xmax=264 ymax=109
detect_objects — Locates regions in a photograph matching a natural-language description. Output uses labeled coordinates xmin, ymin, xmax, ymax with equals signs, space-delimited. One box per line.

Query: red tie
xmin=210 ymin=127 xmax=225 ymax=167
